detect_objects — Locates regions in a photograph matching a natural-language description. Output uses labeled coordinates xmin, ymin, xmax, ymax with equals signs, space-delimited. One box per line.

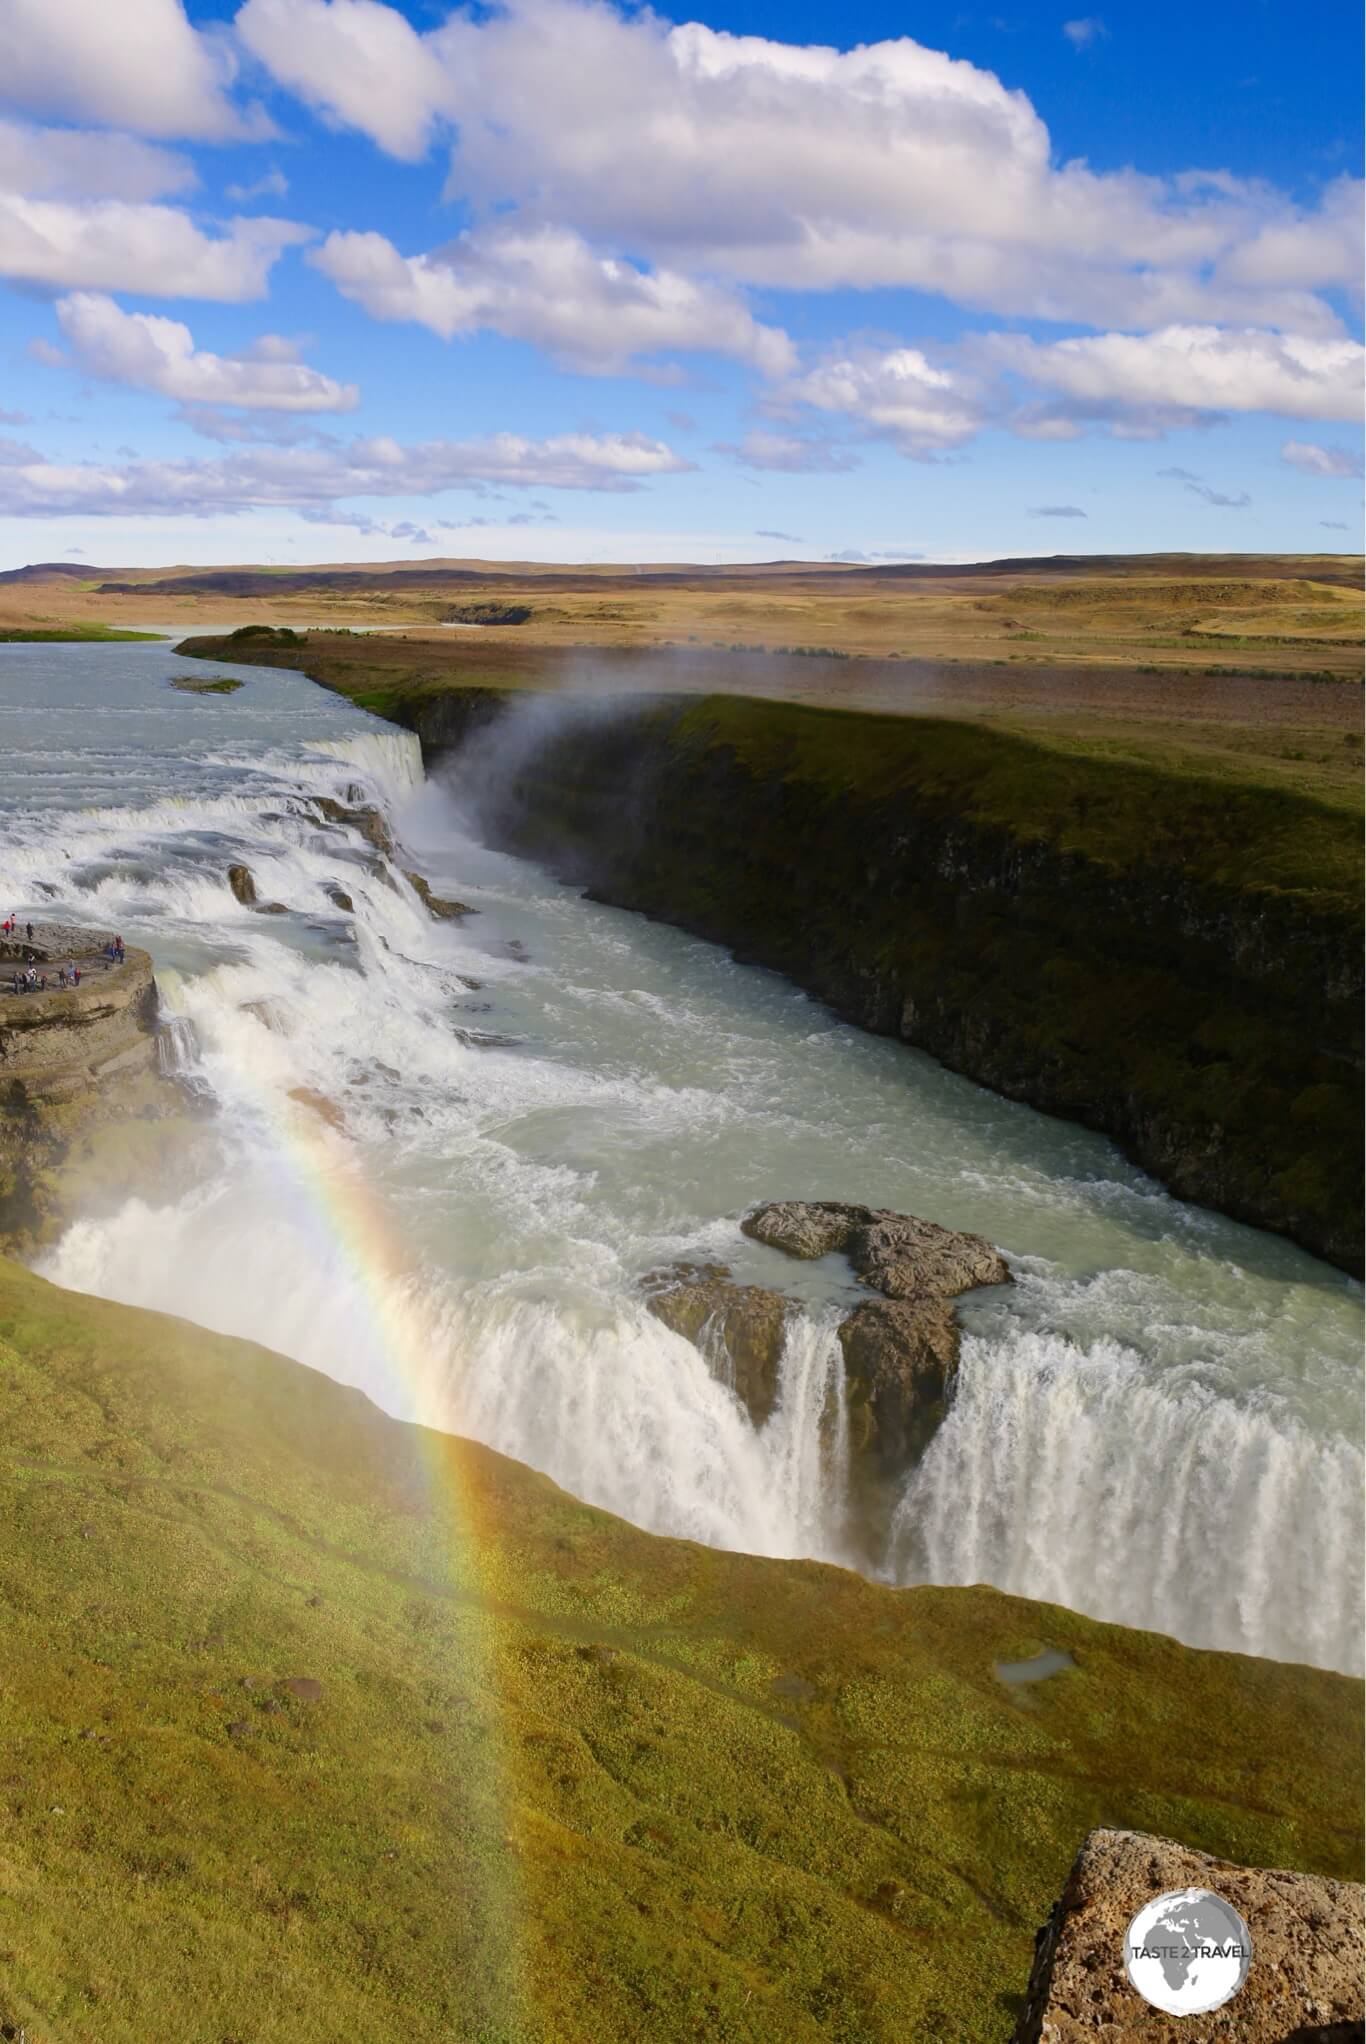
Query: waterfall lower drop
xmin=10 ymin=642 xmax=1362 ymax=1678
xmin=892 ymin=1327 xmax=1364 ymax=1672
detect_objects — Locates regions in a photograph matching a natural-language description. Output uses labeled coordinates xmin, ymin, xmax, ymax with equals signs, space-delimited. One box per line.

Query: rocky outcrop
xmin=743 ymin=1201 xmax=1011 ymax=1475
xmin=742 ymin=1199 xmax=1011 ymax=1300
xmin=1014 ymin=1828 xmax=1365 ymax=2042
xmin=0 ymin=926 xmax=195 ymax=1248
xmin=323 ymin=884 xmax=354 ymax=913
xmin=643 ymin=1262 xmax=793 ymax=1427
xmin=227 ymin=863 xmax=256 ymax=905
xmin=404 ymin=871 xmax=471 ymax=921
xmin=836 ymin=1299 xmax=960 ymax=1472
xmin=309 ymin=796 xmax=394 ymax=857
xmin=651 ymin=1209 xmax=1010 ymax=1473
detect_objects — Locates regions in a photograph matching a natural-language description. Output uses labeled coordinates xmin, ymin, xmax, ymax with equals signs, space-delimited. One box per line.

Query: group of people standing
xmin=3 ymin=924 xmax=126 ymax=996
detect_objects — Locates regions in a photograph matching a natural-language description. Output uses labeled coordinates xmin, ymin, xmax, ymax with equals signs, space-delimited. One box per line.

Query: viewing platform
xmin=0 ymin=921 xmax=159 ymax=1101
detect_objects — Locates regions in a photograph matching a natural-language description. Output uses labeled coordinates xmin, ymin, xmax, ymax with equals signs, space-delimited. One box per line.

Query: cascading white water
xmin=5 ymin=641 xmax=1362 ymax=1674
xmin=892 ymin=1328 xmax=1363 ymax=1672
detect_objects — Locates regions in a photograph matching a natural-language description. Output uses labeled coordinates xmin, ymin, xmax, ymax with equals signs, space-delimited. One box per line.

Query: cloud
xmin=0 ymin=120 xmax=196 ymax=203
xmin=787 ymin=346 xmax=985 ymax=455
xmin=826 ymin=546 xmax=927 ymax=562
xmin=0 ymin=197 xmax=308 ymax=299
xmin=991 ymin=325 xmax=1364 ymax=422
xmin=1320 ymin=521 xmax=1349 ymax=532
xmin=1281 ymin=439 xmax=1363 ymax=480
xmin=0 ymin=0 xmax=256 ymax=141
xmin=0 ymin=426 xmax=693 ymax=518
xmin=1028 ymin=503 xmax=1086 ymax=516
xmin=226 ymin=169 xmax=290 ymax=203
xmin=51 ymin=293 xmax=359 ymax=413
xmin=712 ymin=428 xmax=860 ymax=473
xmin=1158 ymin=465 xmax=1251 ymax=509
xmin=230 ymin=0 xmax=1361 ymax=331
xmin=755 ymin=528 xmax=803 ymax=543
xmin=236 ymin=0 xmax=453 ymax=160
xmin=312 ymin=225 xmax=794 ymax=375
xmin=1062 ymin=18 xmax=1107 ymax=48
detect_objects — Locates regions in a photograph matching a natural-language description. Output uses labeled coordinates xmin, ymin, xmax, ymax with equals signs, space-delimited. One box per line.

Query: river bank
xmin=178 ymin=635 xmax=1364 ymax=1272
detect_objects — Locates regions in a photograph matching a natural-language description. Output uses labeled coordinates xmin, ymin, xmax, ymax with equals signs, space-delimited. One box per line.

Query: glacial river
xmin=3 ymin=640 xmax=1361 ymax=1674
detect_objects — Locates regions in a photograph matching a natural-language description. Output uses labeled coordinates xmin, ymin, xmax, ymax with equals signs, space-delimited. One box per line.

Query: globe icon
xmin=1124 ymin=1887 xmax=1253 ymax=2016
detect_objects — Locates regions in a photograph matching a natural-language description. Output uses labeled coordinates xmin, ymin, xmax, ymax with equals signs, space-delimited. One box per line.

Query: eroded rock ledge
xmin=0 ymin=924 xmax=198 ymax=1247
xmin=1014 ymin=1827 xmax=1366 ymax=2042
xmin=646 ymin=1202 xmax=1011 ymax=1479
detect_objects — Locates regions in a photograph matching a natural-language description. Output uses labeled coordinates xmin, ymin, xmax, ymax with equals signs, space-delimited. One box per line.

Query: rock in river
xmin=227 ymin=863 xmax=257 ymax=906
xmin=836 ymin=1298 xmax=960 ymax=1473
xmin=404 ymin=871 xmax=471 ymax=921
xmin=308 ymin=796 xmax=394 ymax=858
xmin=643 ymin=1262 xmax=793 ymax=1427
xmin=742 ymin=1199 xmax=1010 ymax=1302
xmin=740 ymin=1200 xmax=1012 ymax=1476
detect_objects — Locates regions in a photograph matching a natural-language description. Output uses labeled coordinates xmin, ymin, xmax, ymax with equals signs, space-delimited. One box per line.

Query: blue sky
xmin=0 ymin=0 xmax=1359 ymax=567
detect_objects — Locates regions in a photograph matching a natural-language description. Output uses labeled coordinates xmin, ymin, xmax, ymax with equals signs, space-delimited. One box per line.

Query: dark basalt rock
xmin=836 ymin=1298 xmax=960 ymax=1474
xmin=404 ymin=871 xmax=471 ymax=921
xmin=309 ymin=796 xmax=394 ymax=858
xmin=227 ymin=863 xmax=256 ymax=906
xmin=643 ymin=1261 xmax=794 ymax=1427
xmin=743 ymin=1200 xmax=1011 ymax=1303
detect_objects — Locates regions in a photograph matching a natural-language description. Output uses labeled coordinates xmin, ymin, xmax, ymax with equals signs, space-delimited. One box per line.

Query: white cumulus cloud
xmin=989 ymin=325 xmax=1365 ymax=422
xmin=235 ymin=0 xmax=1361 ymax=330
xmin=236 ymin=0 xmax=453 ymax=159
xmin=312 ymin=226 xmax=794 ymax=376
xmin=0 ymin=120 xmax=196 ymax=203
xmin=0 ymin=196 xmax=309 ymax=299
xmin=53 ymin=293 xmax=359 ymax=413
xmin=790 ymin=346 xmax=985 ymax=455
xmin=0 ymin=0 xmax=255 ymax=140
xmin=0 ymin=427 xmax=693 ymax=519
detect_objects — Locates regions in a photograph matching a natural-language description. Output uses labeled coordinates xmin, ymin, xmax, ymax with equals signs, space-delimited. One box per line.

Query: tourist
xmin=25 ymin=922 xmax=33 ymax=942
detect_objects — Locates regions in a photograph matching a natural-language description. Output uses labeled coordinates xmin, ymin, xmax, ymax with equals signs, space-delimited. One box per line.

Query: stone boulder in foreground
xmin=1013 ymin=1827 xmax=1365 ymax=2042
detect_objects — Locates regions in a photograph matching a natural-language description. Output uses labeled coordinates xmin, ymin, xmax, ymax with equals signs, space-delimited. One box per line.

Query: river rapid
xmin=4 ymin=641 xmax=1361 ymax=1674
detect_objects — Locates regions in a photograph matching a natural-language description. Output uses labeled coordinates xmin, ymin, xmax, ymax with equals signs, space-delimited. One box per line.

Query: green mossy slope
xmin=0 ymin=1255 xmax=1359 ymax=2042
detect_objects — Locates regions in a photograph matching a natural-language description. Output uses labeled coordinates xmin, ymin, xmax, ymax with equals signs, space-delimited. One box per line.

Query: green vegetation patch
xmin=0 ymin=626 xmax=163 ymax=643
xmin=668 ymin=695 xmax=1362 ymax=912
xmin=445 ymin=603 xmax=534 ymax=627
xmin=227 ymin=624 xmax=305 ymax=646
xmin=168 ymin=675 xmax=244 ymax=695
xmin=0 ymin=1255 xmax=1358 ymax=2042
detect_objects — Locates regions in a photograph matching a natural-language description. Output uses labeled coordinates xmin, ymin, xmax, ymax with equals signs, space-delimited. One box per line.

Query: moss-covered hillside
xmin=0 ymin=1255 xmax=1359 ymax=2042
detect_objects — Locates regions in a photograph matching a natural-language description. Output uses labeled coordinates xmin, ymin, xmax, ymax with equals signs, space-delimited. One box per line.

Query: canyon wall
xmin=414 ymin=685 xmax=1362 ymax=1272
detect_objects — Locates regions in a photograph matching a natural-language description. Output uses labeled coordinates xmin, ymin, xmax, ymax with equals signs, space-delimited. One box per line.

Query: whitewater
xmin=4 ymin=641 xmax=1361 ymax=1674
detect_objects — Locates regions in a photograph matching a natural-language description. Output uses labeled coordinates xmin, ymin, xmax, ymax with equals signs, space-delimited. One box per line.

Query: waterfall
xmin=891 ymin=1327 xmax=1364 ymax=1673
xmin=13 ymin=641 xmax=1361 ymax=1677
